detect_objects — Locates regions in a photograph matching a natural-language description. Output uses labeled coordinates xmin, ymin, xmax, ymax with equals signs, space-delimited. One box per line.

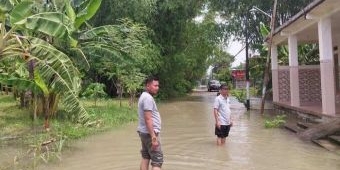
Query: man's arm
xmin=213 ymin=108 xmax=220 ymax=129
xmin=144 ymin=110 xmax=158 ymax=149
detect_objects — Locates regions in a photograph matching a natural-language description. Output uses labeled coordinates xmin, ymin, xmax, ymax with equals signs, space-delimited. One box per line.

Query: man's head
xmin=219 ymin=84 xmax=229 ymax=96
xmin=144 ymin=76 xmax=159 ymax=95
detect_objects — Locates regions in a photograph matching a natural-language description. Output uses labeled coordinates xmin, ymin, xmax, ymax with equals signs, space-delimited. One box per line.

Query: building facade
xmin=270 ymin=0 xmax=340 ymax=117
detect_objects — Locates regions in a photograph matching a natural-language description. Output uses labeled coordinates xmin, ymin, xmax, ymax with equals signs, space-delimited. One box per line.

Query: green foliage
xmin=208 ymin=45 xmax=234 ymax=82
xmin=155 ymin=3 xmax=227 ymax=98
xmin=1 ymin=1 xmax=90 ymax=125
xmin=209 ymin=0 xmax=314 ymax=49
xmin=121 ymin=71 xmax=145 ymax=95
xmin=82 ymin=83 xmax=107 ymax=106
xmin=90 ymin=0 xmax=158 ymax=26
xmin=89 ymin=0 xmax=227 ymax=98
xmin=230 ymin=89 xmax=246 ymax=103
xmin=73 ymin=0 xmax=102 ymax=29
xmin=264 ymin=114 xmax=286 ymax=128
xmin=0 ymin=97 xmax=30 ymax=138
xmin=0 ymin=95 xmax=137 ymax=151
xmin=0 ymin=0 xmax=13 ymax=14
xmin=79 ymin=18 xmax=161 ymax=98
xmin=9 ymin=0 xmax=34 ymax=25
xmin=0 ymin=95 xmax=136 ymax=168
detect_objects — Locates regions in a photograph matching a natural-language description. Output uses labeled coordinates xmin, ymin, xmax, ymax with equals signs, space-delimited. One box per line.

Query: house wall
xmin=278 ymin=65 xmax=322 ymax=105
xmin=278 ymin=66 xmax=290 ymax=103
xmin=298 ymin=65 xmax=322 ymax=105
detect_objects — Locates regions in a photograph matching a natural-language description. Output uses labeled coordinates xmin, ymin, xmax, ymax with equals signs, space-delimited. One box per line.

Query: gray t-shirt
xmin=137 ymin=92 xmax=161 ymax=133
xmin=214 ymin=95 xmax=231 ymax=125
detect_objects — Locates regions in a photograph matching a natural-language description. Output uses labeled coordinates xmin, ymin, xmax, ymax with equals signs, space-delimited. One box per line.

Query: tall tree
xmin=148 ymin=0 xmax=228 ymax=97
xmin=91 ymin=0 xmax=158 ymax=26
xmin=209 ymin=0 xmax=314 ymax=49
xmin=89 ymin=0 xmax=228 ymax=98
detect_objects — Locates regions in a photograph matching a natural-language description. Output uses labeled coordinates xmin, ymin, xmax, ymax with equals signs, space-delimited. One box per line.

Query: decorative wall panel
xmin=299 ymin=68 xmax=321 ymax=105
xmin=278 ymin=69 xmax=290 ymax=102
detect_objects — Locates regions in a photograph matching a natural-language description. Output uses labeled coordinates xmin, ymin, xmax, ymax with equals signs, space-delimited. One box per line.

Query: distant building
xmin=231 ymin=69 xmax=246 ymax=89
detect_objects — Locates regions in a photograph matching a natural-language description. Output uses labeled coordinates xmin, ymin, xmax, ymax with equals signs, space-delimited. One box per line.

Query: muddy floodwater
xmin=38 ymin=92 xmax=340 ymax=170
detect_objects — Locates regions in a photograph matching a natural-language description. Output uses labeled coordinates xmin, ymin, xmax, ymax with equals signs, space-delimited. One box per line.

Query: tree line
xmin=0 ymin=0 xmax=316 ymax=128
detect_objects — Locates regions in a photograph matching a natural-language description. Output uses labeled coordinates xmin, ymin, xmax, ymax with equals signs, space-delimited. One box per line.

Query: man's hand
xmin=151 ymin=136 xmax=159 ymax=151
xmin=215 ymin=122 xmax=221 ymax=129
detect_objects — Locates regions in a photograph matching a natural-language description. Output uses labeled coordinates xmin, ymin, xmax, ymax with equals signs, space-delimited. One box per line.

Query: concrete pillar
xmin=288 ymin=35 xmax=300 ymax=107
xmin=318 ymin=17 xmax=336 ymax=116
xmin=271 ymin=45 xmax=279 ymax=102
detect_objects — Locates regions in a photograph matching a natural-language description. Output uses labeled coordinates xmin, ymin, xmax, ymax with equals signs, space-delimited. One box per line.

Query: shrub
xmin=264 ymin=114 xmax=286 ymax=128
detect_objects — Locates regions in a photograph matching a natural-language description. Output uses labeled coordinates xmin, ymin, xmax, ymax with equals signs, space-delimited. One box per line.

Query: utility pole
xmin=245 ymin=18 xmax=250 ymax=110
xmin=260 ymin=0 xmax=278 ymax=114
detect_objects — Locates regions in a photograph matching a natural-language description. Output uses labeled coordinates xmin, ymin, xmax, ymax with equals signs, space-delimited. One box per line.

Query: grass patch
xmin=0 ymin=95 xmax=137 ymax=169
xmin=0 ymin=96 xmax=137 ymax=140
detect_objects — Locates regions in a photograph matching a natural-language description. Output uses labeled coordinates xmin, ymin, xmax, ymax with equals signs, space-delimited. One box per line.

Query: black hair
xmin=219 ymin=84 xmax=228 ymax=90
xmin=144 ymin=75 xmax=159 ymax=85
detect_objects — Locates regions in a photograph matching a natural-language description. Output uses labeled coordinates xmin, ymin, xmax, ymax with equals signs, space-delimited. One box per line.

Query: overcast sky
xmin=227 ymin=40 xmax=245 ymax=68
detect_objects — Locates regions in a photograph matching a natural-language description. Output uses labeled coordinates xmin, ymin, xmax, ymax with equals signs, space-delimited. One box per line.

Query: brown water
xmin=41 ymin=92 xmax=340 ymax=170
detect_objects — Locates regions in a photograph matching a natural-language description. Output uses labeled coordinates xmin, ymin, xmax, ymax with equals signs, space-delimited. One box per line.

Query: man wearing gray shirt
xmin=137 ymin=76 xmax=163 ymax=170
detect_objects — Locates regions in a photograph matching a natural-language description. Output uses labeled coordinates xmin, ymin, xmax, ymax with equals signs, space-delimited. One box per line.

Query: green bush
xmin=264 ymin=114 xmax=286 ymax=128
xmin=230 ymin=89 xmax=246 ymax=103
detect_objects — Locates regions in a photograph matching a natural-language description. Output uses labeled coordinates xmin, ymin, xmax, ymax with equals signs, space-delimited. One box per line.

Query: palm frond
xmin=28 ymin=37 xmax=89 ymax=123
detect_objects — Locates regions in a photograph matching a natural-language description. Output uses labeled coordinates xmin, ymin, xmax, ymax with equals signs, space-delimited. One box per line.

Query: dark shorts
xmin=215 ymin=125 xmax=231 ymax=138
xmin=138 ymin=132 xmax=163 ymax=167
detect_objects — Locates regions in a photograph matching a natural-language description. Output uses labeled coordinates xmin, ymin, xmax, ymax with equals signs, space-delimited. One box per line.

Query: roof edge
xmin=269 ymin=0 xmax=325 ymax=41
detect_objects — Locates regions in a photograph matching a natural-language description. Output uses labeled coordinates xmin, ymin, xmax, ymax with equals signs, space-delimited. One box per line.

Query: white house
xmin=270 ymin=0 xmax=340 ymax=118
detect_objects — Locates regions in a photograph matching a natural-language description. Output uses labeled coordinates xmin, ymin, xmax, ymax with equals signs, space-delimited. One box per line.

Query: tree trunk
xmin=116 ymin=80 xmax=123 ymax=107
xmin=13 ymin=87 xmax=18 ymax=99
xmin=20 ymin=92 xmax=25 ymax=108
xmin=33 ymin=95 xmax=38 ymax=121
xmin=48 ymin=93 xmax=59 ymax=117
xmin=260 ymin=0 xmax=278 ymax=114
xmin=129 ymin=91 xmax=136 ymax=108
xmin=43 ymin=96 xmax=50 ymax=130
xmin=4 ymin=85 xmax=8 ymax=95
xmin=299 ymin=118 xmax=340 ymax=140
xmin=119 ymin=88 xmax=123 ymax=107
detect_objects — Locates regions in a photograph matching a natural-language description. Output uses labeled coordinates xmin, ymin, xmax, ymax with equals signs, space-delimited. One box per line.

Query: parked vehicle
xmin=207 ymin=80 xmax=221 ymax=92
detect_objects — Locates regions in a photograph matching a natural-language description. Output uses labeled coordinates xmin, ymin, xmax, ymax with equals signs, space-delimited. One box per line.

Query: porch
xmin=274 ymin=101 xmax=340 ymax=120
xmin=270 ymin=0 xmax=340 ymax=118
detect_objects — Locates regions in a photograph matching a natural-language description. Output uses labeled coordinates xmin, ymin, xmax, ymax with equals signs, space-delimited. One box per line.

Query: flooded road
xmin=43 ymin=92 xmax=340 ymax=170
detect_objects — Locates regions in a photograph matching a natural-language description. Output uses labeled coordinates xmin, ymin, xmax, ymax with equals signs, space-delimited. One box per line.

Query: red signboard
xmin=231 ymin=69 xmax=245 ymax=80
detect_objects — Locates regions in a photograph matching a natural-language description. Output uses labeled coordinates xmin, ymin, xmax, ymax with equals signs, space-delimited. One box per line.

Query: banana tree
xmin=3 ymin=70 xmax=51 ymax=127
xmin=0 ymin=0 xmax=90 ymax=128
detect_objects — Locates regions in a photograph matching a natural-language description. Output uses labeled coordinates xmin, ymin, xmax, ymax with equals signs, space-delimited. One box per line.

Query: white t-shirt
xmin=137 ymin=92 xmax=161 ymax=133
xmin=214 ymin=95 xmax=231 ymax=125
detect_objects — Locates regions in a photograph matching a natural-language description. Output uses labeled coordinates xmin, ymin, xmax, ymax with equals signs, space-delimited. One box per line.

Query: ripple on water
xmin=38 ymin=92 xmax=340 ymax=170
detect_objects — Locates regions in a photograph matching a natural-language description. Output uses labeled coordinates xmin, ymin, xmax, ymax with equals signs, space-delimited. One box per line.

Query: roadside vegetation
xmin=0 ymin=94 xmax=136 ymax=169
xmin=0 ymin=0 xmax=317 ymax=169
xmin=0 ymin=94 xmax=136 ymax=141
xmin=230 ymin=87 xmax=258 ymax=104
xmin=264 ymin=114 xmax=286 ymax=128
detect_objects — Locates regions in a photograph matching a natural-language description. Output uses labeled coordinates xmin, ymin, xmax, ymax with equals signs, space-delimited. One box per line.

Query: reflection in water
xmin=42 ymin=92 xmax=340 ymax=170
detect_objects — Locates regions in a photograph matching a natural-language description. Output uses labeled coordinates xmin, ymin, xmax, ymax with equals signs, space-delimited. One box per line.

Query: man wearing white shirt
xmin=213 ymin=84 xmax=233 ymax=145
